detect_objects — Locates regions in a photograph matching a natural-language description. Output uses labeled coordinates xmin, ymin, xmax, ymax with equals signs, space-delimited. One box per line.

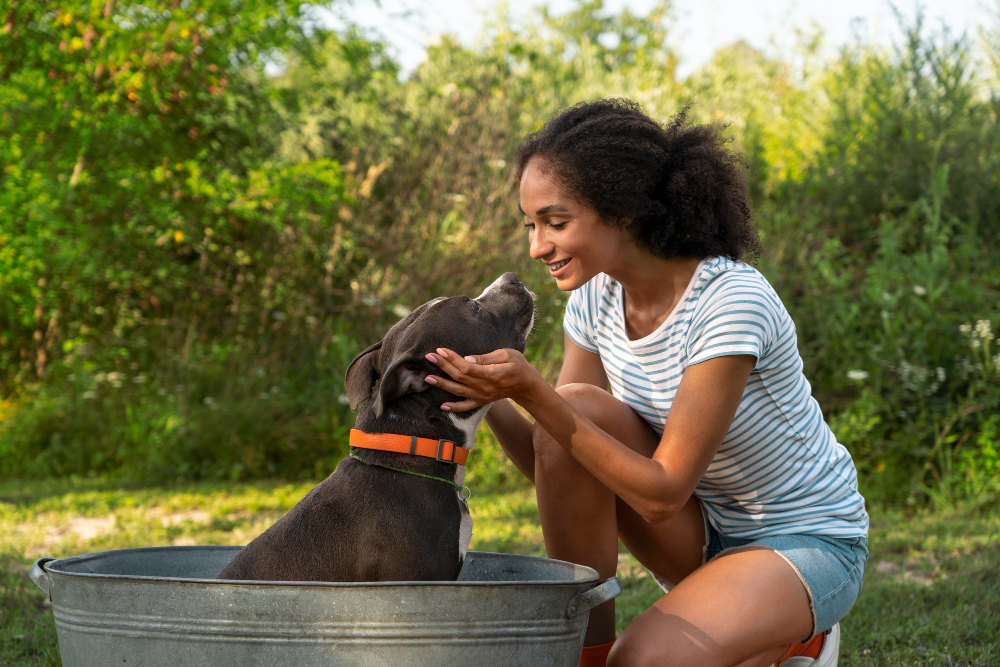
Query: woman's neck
xmin=607 ymin=251 xmax=703 ymax=340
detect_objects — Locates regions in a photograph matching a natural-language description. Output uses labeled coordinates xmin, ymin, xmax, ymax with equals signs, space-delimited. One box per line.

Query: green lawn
xmin=2 ymin=477 xmax=998 ymax=666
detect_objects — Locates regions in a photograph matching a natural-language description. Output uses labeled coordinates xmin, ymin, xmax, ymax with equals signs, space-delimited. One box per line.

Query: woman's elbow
xmin=637 ymin=500 xmax=682 ymax=524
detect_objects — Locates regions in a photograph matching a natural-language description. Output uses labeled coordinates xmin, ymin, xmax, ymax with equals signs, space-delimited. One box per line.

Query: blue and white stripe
xmin=563 ymin=256 xmax=869 ymax=539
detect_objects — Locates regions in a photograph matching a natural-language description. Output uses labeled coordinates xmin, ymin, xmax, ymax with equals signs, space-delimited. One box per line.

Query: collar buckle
xmin=436 ymin=438 xmax=457 ymax=462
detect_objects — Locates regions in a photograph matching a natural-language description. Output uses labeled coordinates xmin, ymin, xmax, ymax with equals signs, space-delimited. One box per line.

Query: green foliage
xmin=0 ymin=0 xmax=362 ymax=386
xmin=1 ymin=0 xmax=999 ymax=507
xmin=800 ymin=13 xmax=1000 ymax=248
xmin=0 ymin=0 xmax=376 ymax=479
xmin=0 ymin=334 xmax=358 ymax=481
xmin=763 ymin=163 xmax=1000 ymax=504
xmin=751 ymin=14 xmax=1000 ymax=503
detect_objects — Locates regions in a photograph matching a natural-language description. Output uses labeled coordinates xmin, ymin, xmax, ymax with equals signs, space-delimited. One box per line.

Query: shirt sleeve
xmin=562 ymin=280 xmax=600 ymax=353
xmin=686 ymin=271 xmax=779 ymax=367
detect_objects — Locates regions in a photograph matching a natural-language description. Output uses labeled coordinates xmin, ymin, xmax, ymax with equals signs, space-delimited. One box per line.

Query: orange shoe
xmin=775 ymin=623 xmax=839 ymax=667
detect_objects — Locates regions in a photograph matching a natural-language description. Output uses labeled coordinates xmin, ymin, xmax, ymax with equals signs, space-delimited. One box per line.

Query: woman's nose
xmin=529 ymin=229 xmax=553 ymax=260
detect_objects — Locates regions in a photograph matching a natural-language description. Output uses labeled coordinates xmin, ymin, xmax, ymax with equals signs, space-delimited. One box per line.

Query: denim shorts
xmin=651 ymin=516 xmax=868 ymax=640
xmin=707 ymin=521 xmax=868 ymax=639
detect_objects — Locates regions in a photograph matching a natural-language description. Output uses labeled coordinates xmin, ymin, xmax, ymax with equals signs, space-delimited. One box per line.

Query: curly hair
xmin=513 ymin=99 xmax=760 ymax=262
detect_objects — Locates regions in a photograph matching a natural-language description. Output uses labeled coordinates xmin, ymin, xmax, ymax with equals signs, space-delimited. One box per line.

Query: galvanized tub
xmin=30 ymin=546 xmax=621 ymax=666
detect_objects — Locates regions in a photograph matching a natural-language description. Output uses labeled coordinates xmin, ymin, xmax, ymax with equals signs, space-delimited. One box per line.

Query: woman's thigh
xmin=608 ymin=547 xmax=814 ymax=667
xmin=538 ymin=383 xmax=705 ymax=584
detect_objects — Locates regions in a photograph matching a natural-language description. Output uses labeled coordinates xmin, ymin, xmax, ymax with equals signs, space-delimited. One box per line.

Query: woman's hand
xmin=424 ymin=347 xmax=545 ymax=412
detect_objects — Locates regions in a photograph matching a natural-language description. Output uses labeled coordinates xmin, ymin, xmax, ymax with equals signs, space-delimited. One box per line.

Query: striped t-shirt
xmin=563 ymin=256 xmax=868 ymax=539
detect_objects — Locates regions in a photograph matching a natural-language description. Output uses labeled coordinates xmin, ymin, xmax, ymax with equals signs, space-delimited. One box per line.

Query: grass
xmin=2 ymin=475 xmax=998 ymax=666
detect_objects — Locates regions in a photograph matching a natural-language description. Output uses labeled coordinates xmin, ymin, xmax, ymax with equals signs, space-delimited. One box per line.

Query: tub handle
xmin=29 ymin=557 xmax=56 ymax=599
xmin=566 ymin=576 xmax=622 ymax=619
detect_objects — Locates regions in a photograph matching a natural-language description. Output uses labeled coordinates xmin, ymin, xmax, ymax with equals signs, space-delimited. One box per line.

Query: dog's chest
xmin=451 ymin=464 xmax=473 ymax=562
xmin=458 ymin=498 xmax=472 ymax=562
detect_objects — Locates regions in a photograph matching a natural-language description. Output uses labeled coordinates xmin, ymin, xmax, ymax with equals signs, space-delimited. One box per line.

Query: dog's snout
xmin=500 ymin=272 xmax=521 ymax=286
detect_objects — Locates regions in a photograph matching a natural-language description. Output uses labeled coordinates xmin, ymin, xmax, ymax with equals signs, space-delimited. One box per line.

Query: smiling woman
xmin=513 ymin=100 xmax=760 ymax=276
xmin=424 ymin=99 xmax=868 ymax=667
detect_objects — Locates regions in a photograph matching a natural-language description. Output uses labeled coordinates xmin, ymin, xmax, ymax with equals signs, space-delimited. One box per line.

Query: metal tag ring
xmin=458 ymin=486 xmax=472 ymax=501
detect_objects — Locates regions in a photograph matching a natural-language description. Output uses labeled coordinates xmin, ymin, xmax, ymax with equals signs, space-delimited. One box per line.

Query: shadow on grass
xmin=0 ymin=477 xmax=152 ymax=508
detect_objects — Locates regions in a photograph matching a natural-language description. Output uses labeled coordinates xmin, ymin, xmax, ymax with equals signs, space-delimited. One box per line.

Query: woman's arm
xmin=475 ymin=334 xmax=609 ymax=484
xmin=426 ymin=349 xmax=753 ymax=523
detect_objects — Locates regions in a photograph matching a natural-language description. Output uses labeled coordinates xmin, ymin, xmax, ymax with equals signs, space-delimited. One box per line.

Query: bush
xmin=2 ymin=0 xmax=998 ymax=507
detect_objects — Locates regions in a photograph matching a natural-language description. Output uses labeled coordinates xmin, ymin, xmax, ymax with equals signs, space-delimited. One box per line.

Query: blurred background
xmin=1 ymin=0 xmax=999 ymax=509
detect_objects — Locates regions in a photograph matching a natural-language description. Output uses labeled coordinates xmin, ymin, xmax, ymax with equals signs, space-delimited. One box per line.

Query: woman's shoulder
xmin=695 ymin=257 xmax=782 ymax=306
xmin=687 ymin=257 xmax=790 ymax=341
xmin=698 ymin=256 xmax=768 ymax=283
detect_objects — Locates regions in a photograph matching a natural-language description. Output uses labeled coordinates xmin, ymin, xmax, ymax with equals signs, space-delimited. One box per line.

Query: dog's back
xmin=216 ymin=455 xmax=465 ymax=581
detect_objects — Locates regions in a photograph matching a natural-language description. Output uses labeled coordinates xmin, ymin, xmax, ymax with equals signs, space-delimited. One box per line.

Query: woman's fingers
xmin=467 ymin=348 xmax=518 ymax=365
xmin=423 ymin=346 xmax=527 ymax=410
xmin=440 ymin=398 xmax=482 ymax=413
xmin=427 ymin=348 xmax=489 ymax=381
xmin=423 ymin=373 xmax=472 ymax=396
xmin=430 ymin=347 xmax=517 ymax=375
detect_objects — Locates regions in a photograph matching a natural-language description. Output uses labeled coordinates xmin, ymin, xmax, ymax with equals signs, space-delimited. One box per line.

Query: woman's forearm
xmin=517 ymin=381 xmax=682 ymax=521
xmin=484 ymin=399 xmax=537 ymax=484
xmin=424 ymin=346 xmax=715 ymax=513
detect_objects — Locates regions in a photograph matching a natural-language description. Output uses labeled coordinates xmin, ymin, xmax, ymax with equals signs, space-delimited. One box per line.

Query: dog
xmin=216 ymin=272 xmax=534 ymax=582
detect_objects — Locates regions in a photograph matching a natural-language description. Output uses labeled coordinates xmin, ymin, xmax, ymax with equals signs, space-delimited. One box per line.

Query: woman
xmin=423 ymin=99 xmax=868 ymax=667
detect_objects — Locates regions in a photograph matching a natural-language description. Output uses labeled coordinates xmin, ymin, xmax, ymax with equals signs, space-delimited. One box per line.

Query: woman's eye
xmin=550 ymin=221 xmax=568 ymax=230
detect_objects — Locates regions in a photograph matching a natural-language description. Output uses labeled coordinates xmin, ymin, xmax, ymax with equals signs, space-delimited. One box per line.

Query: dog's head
xmin=345 ymin=272 xmax=534 ymax=418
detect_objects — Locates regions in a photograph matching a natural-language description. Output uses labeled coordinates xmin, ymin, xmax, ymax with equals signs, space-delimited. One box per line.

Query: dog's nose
xmin=500 ymin=272 xmax=521 ymax=286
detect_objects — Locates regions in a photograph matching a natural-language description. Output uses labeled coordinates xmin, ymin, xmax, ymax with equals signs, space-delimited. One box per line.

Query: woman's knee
xmin=531 ymin=383 xmax=606 ymax=460
xmin=546 ymin=382 xmax=660 ymax=457
xmin=555 ymin=382 xmax=610 ymax=414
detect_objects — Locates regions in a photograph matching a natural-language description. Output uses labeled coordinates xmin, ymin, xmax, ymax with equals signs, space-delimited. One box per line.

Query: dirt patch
xmin=872 ymin=559 xmax=935 ymax=587
xmin=47 ymin=516 xmax=116 ymax=543
xmin=157 ymin=510 xmax=211 ymax=527
xmin=22 ymin=516 xmax=119 ymax=558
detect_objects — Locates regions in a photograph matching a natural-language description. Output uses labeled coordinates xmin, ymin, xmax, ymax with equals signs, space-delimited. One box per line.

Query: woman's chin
xmin=552 ymin=269 xmax=590 ymax=291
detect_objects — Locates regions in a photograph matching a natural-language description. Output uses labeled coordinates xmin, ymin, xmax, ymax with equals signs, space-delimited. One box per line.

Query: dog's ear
xmin=372 ymin=355 xmax=430 ymax=418
xmin=344 ymin=341 xmax=382 ymax=411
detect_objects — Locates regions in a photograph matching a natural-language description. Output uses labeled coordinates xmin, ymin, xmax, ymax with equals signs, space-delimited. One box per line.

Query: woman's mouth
xmin=548 ymin=258 xmax=571 ymax=276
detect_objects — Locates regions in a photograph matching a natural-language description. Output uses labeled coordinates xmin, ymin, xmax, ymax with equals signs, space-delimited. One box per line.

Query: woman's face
xmin=519 ymin=157 xmax=631 ymax=291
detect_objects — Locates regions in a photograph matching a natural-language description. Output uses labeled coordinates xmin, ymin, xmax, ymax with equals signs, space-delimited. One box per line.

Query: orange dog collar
xmin=349 ymin=429 xmax=470 ymax=466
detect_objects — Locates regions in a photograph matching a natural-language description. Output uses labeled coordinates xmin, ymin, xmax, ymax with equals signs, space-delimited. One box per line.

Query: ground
xmin=2 ymin=478 xmax=998 ymax=666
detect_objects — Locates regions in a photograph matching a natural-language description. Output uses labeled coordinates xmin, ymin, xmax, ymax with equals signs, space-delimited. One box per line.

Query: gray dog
xmin=216 ymin=273 xmax=534 ymax=582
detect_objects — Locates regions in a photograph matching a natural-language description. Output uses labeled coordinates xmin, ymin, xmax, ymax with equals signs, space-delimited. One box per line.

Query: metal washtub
xmin=30 ymin=546 xmax=621 ymax=666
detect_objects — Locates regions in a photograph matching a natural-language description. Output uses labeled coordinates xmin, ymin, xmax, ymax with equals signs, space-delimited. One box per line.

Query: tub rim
xmin=32 ymin=545 xmax=603 ymax=590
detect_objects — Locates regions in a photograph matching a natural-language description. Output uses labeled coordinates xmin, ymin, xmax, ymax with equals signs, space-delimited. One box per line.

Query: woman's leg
xmin=532 ymin=383 xmax=708 ymax=644
xmin=607 ymin=547 xmax=813 ymax=667
xmin=532 ymin=383 xmax=815 ymax=665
